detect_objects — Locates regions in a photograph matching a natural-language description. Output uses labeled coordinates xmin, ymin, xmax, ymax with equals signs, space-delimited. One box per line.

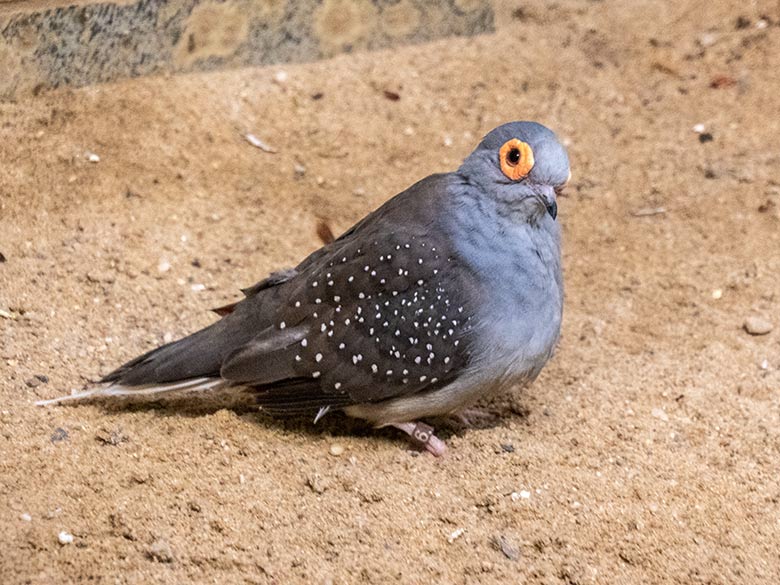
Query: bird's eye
xmin=499 ymin=139 xmax=535 ymax=181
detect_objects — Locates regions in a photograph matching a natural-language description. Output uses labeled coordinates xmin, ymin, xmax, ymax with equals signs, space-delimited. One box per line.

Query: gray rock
xmin=744 ymin=316 xmax=773 ymax=336
xmin=147 ymin=539 xmax=174 ymax=563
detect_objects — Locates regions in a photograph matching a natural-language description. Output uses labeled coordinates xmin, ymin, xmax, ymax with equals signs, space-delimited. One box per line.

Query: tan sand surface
xmin=1 ymin=1 xmax=779 ymax=583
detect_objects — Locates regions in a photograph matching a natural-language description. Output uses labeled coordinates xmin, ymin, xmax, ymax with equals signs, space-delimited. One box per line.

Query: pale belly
xmin=347 ymin=269 xmax=563 ymax=425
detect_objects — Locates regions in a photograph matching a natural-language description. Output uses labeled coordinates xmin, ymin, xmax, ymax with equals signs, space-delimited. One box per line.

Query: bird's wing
xmin=220 ymin=174 xmax=478 ymax=409
xmin=221 ymin=229 xmax=475 ymax=407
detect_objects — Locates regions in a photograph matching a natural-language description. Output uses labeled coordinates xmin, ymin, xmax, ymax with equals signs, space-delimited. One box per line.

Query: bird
xmin=38 ymin=121 xmax=570 ymax=455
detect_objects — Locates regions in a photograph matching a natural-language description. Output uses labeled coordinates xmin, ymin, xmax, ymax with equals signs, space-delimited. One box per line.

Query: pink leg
xmin=390 ymin=422 xmax=448 ymax=456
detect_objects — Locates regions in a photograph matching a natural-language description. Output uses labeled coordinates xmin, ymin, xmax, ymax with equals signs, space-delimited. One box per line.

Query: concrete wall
xmin=0 ymin=0 xmax=494 ymax=99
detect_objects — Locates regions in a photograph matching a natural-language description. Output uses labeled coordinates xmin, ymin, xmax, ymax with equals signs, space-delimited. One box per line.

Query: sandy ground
xmin=2 ymin=1 xmax=780 ymax=583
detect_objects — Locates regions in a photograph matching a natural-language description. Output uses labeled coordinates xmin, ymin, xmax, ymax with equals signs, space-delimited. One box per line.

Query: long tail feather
xmin=35 ymin=377 xmax=226 ymax=406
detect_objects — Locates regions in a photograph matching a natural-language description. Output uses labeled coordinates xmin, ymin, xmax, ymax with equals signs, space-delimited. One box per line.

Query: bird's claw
xmin=390 ymin=421 xmax=447 ymax=456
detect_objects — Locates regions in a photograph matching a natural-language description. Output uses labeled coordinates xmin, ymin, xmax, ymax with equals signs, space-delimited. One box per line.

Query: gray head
xmin=458 ymin=121 xmax=570 ymax=223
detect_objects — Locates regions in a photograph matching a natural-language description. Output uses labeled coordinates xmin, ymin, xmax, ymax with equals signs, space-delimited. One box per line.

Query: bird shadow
xmin=82 ymin=392 xmax=530 ymax=451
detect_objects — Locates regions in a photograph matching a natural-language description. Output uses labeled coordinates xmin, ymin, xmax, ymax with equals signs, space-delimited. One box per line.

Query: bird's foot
xmin=390 ymin=421 xmax=447 ymax=456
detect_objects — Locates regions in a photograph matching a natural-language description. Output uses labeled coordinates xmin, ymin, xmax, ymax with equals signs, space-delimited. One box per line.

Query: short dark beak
xmin=546 ymin=200 xmax=558 ymax=220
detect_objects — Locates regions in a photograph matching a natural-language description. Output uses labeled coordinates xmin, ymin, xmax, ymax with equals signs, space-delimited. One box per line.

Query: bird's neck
xmin=445 ymin=184 xmax=561 ymax=280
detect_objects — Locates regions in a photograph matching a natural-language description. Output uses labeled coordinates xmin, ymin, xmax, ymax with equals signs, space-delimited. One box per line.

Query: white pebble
xmin=698 ymin=32 xmax=718 ymax=47
xmin=58 ymin=531 xmax=74 ymax=545
xmin=157 ymin=260 xmax=171 ymax=273
xmin=329 ymin=444 xmax=344 ymax=456
xmin=20 ymin=513 xmax=31 ymax=522
xmin=447 ymin=527 xmax=464 ymax=543
xmin=692 ymin=123 xmax=706 ymax=134
xmin=86 ymin=152 xmax=100 ymax=163
xmin=510 ymin=490 xmax=531 ymax=501
xmin=652 ymin=407 xmax=669 ymax=422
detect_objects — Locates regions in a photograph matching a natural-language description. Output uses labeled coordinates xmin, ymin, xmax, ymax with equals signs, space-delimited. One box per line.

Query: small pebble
xmin=306 ymin=473 xmax=328 ymax=494
xmin=329 ymin=444 xmax=345 ymax=456
xmin=510 ymin=490 xmax=531 ymax=501
xmin=191 ymin=283 xmax=206 ymax=292
xmin=760 ymin=359 xmax=769 ymax=370
xmin=447 ymin=527 xmax=464 ymax=543
xmin=87 ymin=152 xmax=100 ymax=163
xmin=652 ymin=407 xmax=669 ymax=422
xmin=698 ymin=32 xmax=718 ymax=47
xmin=711 ymin=289 xmax=722 ymax=299
xmin=744 ymin=316 xmax=772 ymax=336
xmin=158 ymin=260 xmax=171 ymax=273
xmin=148 ymin=539 xmax=174 ymax=563
xmin=50 ymin=427 xmax=69 ymax=443
xmin=491 ymin=535 xmax=520 ymax=561
xmin=58 ymin=531 xmax=74 ymax=545
xmin=20 ymin=513 xmax=31 ymax=522
xmin=692 ymin=123 xmax=706 ymax=134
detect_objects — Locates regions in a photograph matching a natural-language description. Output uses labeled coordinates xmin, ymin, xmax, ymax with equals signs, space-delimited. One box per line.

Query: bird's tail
xmin=35 ymin=377 xmax=226 ymax=406
xmin=36 ymin=314 xmax=244 ymax=406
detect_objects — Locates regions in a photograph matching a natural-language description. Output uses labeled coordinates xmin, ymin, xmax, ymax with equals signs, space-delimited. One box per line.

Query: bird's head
xmin=458 ymin=121 xmax=570 ymax=224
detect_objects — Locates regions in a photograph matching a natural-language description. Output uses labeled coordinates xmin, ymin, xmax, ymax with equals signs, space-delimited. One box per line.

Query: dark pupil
xmin=507 ymin=148 xmax=521 ymax=165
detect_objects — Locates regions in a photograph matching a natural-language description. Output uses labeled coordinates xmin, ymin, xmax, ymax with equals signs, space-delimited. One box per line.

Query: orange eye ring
xmin=499 ymin=139 xmax=535 ymax=181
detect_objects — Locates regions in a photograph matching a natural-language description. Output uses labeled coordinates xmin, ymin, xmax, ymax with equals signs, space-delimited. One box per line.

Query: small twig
xmin=244 ymin=133 xmax=277 ymax=153
xmin=316 ymin=150 xmax=349 ymax=159
xmin=631 ymin=206 xmax=667 ymax=217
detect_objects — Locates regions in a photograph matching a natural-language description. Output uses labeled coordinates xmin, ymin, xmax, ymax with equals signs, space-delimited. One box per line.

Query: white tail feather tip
xmin=35 ymin=377 xmax=224 ymax=406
